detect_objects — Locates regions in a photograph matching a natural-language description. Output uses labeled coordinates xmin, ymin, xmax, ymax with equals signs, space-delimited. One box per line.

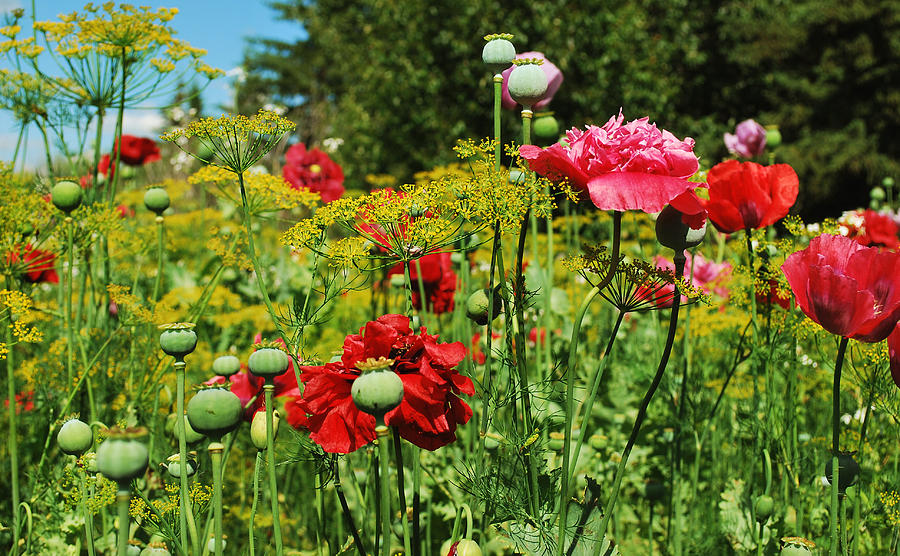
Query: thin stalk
xmin=476 ymin=225 xmax=502 ymax=463
xmin=209 ymin=442 xmax=225 ymax=556
xmin=65 ymin=217 xmax=75 ymax=386
xmin=152 ymin=216 xmax=164 ymax=303
xmin=106 ymin=48 xmax=127 ymax=206
xmin=264 ymin=383 xmax=284 ymax=555
xmin=116 ymin=488 xmax=130 ymax=556
xmin=831 ymin=336 xmax=850 ymax=556
xmin=412 ymin=451 xmax=421 ymax=556
xmin=5 ymin=288 xmax=20 ymax=556
xmin=392 ymin=430 xmax=412 ymax=556
xmin=377 ymin=426 xmax=392 ymax=556
xmin=593 ymin=255 xmax=685 ymax=553
xmin=249 ymin=451 xmax=262 ymax=556
xmin=852 ymin=387 xmax=875 ymax=556
xmin=80 ymin=467 xmax=96 ymax=556
xmin=558 ymin=212 xmax=622 ymax=553
xmin=493 ymin=75 xmax=502 ymax=171
xmin=335 ymin=458 xmax=368 ymax=556
xmin=175 ymin=361 xmax=200 ymax=556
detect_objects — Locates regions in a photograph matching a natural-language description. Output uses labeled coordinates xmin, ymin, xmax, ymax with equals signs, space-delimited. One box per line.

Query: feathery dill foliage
xmin=565 ymin=245 xmax=707 ymax=313
xmin=189 ymin=165 xmax=320 ymax=215
xmin=22 ymin=4 xmax=221 ymax=108
xmin=0 ymin=162 xmax=54 ymax=246
xmin=161 ymin=110 xmax=296 ymax=174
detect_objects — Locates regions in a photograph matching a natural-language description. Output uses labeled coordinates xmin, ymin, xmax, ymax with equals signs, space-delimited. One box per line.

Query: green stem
xmin=249 ymin=451 xmax=261 ymax=556
xmin=593 ymin=254 xmax=685 ymax=553
xmin=522 ymin=109 xmax=533 ymax=145
xmin=334 ymin=458 xmax=368 ymax=556
xmin=152 ymin=217 xmax=164 ymax=303
xmin=80 ymin=467 xmax=95 ymax=556
xmin=116 ymin=488 xmax=130 ymax=556
xmin=558 ymin=212 xmax=621 ymax=553
xmin=377 ymin=426 xmax=392 ymax=556
xmin=175 ymin=361 xmax=200 ymax=556
xmin=392 ymin=430 xmax=412 ymax=556
xmin=5 ymin=286 xmax=20 ymax=556
xmin=831 ymin=336 xmax=850 ymax=556
xmin=106 ymin=48 xmax=127 ymax=206
xmin=65 ymin=217 xmax=75 ymax=387
xmin=238 ymin=173 xmax=290 ymax=346
xmin=209 ymin=443 xmax=225 ymax=556
xmin=493 ymin=75 xmax=502 ymax=171
xmin=265 ymin=383 xmax=284 ymax=556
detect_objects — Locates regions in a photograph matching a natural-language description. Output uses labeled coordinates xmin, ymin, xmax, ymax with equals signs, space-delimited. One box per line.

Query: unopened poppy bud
xmin=143 ymin=187 xmax=170 ymax=215
xmin=825 ymin=453 xmax=860 ymax=493
xmin=445 ymin=539 xmax=483 ymax=556
xmin=466 ymin=287 xmax=502 ymax=326
xmin=57 ymin=418 xmax=93 ymax=455
xmin=754 ymin=494 xmax=775 ymax=523
xmin=655 ymin=205 xmax=707 ymax=251
xmin=251 ymin=409 xmax=280 ymax=450
xmin=884 ymin=176 xmax=895 ymax=188
xmin=870 ymin=186 xmax=886 ymax=201
xmin=482 ymin=33 xmax=515 ymax=74
xmin=507 ymin=60 xmax=549 ymax=109
xmin=532 ymin=112 xmax=559 ymax=140
xmin=764 ymin=125 xmax=782 ymax=149
xmin=51 ymin=181 xmax=83 ymax=214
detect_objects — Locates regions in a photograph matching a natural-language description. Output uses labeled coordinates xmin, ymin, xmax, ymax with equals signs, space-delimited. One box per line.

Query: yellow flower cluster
xmin=107 ymin=284 xmax=154 ymax=325
xmin=881 ymin=491 xmax=900 ymax=527
xmin=162 ymin=110 xmax=296 ymax=174
xmin=189 ymin=165 xmax=319 ymax=214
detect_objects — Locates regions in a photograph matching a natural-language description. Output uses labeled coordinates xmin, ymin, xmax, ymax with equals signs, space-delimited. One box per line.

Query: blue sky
xmin=1 ymin=0 xmax=306 ymax=168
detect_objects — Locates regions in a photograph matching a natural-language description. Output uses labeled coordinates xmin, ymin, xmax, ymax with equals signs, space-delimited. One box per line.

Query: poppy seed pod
xmin=51 ymin=181 xmax=83 ymax=214
xmin=212 ymin=355 xmax=242 ymax=379
xmin=158 ymin=323 xmax=197 ymax=359
xmin=482 ymin=33 xmax=515 ymax=74
xmin=140 ymin=542 xmax=172 ymax=556
xmin=779 ymin=537 xmax=815 ymax=555
xmin=248 ymin=346 xmax=290 ymax=378
xmin=351 ymin=357 xmax=404 ymax=419
xmin=754 ymin=494 xmax=775 ymax=523
xmin=507 ymin=61 xmax=549 ymax=109
xmin=57 ymin=418 xmax=93 ymax=455
xmin=143 ymin=187 xmax=170 ymax=215
xmin=655 ymin=205 xmax=707 ymax=251
xmin=96 ymin=427 xmax=149 ymax=485
xmin=825 ymin=453 xmax=860 ymax=493
xmin=186 ymin=386 xmax=242 ymax=441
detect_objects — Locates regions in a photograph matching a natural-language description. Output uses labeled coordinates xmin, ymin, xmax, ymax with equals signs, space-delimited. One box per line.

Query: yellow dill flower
xmin=0 ymin=25 xmax=21 ymax=38
xmin=189 ymin=165 xmax=319 ymax=214
xmin=161 ymin=110 xmax=295 ymax=174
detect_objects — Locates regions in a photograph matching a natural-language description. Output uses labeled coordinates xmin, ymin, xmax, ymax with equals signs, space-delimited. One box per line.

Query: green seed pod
xmin=212 ymin=355 xmax=242 ymax=378
xmin=250 ymin=409 xmax=280 ymax=450
xmin=57 ymin=418 xmax=93 ymax=455
xmin=140 ymin=542 xmax=172 ymax=556
xmin=143 ymin=187 xmax=170 ymax=215
xmin=96 ymin=427 xmax=149 ymax=484
xmin=164 ymin=452 xmax=198 ymax=479
xmin=196 ymin=142 xmax=215 ymax=164
xmin=884 ymin=176 xmax=896 ymax=188
xmin=754 ymin=494 xmax=775 ymax=523
xmin=351 ymin=360 xmax=404 ymax=418
xmin=466 ymin=287 xmax=502 ymax=326
xmin=779 ymin=537 xmax=815 ymax=555
xmin=206 ymin=538 xmax=226 ymax=553
xmin=158 ymin=323 xmax=197 ymax=359
xmin=870 ymin=186 xmax=887 ymax=201
xmin=187 ymin=387 xmax=242 ymax=440
xmin=533 ymin=112 xmax=560 ymax=140
xmin=482 ymin=34 xmax=515 ymax=74
xmin=507 ymin=61 xmax=548 ymax=109
xmin=655 ymin=205 xmax=707 ymax=252
xmin=248 ymin=346 xmax=290 ymax=378
xmin=764 ymin=125 xmax=782 ymax=149
xmin=51 ymin=181 xmax=83 ymax=214
xmin=126 ymin=541 xmax=142 ymax=556
xmin=166 ymin=412 xmax=204 ymax=444
xmin=825 ymin=453 xmax=860 ymax=493
xmin=83 ymin=451 xmax=98 ymax=473
xmin=508 ymin=168 xmax=525 ymax=185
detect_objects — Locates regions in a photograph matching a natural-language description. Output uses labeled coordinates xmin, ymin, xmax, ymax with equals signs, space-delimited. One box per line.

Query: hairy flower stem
xmin=152 ymin=216 xmax=164 ymax=303
xmin=558 ymin=212 xmax=621 ymax=553
xmin=65 ymin=217 xmax=75 ymax=387
xmin=238 ymin=172 xmax=291 ymax=347
xmin=493 ymin=75 xmax=502 ymax=171
xmin=392 ymin=430 xmax=412 ymax=556
xmin=4 ymin=285 xmax=20 ymax=556
xmin=264 ymin=383 xmax=285 ymax=555
xmin=106 ymin=48 xmax=127 ymax=206
xmin=175 ymin=361 xmax=200 ymax=556
xmin=593 ymin=254 xmax=685 ymax=553
xmin=377 ymin=426 xmax=392 ymax=556
xmin=116 ymin=488 xmax=130 ymax=556
xmin=334 ymin=459 xmax=368 ymax=556
xmin=209 ymin=442 xmax=225 ymax=556
xmin=476 ymin=225 xmax=502 ymax=462
xmin=831 ymin=336 xmax=850 ymax=556
xmin=249 ymin=451 xmax=261 ymax=556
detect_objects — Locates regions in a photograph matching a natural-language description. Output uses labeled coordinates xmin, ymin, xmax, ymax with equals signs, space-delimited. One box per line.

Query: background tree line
xmin=237 ymin=0 xmax=899 ymax=220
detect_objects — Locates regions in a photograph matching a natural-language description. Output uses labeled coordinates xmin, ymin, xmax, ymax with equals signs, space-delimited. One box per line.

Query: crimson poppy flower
xmin=704 ymin=160 xmax=799 ymax=233
xmin=781 ymin=233 xmax=900 ymax=342
xmin=500 ymin=52 xmax=563 ymax=111
xmin=387 ymin=252 xmax=457 ymax=314
xmin=519 ymin=111 xmax=699 ymax=214
xmin=287 ymin=314 xmax=474 ymax=453
xmin=282 ymin=143 xmax=345 ymax=203
xmin=842 ymin=209 xmax=899 ymax=250
xmin=7 ymin=245 xmax=59 ymax=284
xmin=724 ymin=119 xmax=767 ymax=159
xmin=114 ymin=135 xmax=162 ymax=166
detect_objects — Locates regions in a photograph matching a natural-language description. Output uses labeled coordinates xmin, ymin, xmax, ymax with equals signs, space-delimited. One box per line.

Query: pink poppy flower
xmin=724 ymin=119 xmax=767 ymax=159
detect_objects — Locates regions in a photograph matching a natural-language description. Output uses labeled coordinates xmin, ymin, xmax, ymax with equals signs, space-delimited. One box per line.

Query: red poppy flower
xmin=282 ymin=143 xmax=345 ymax=203
xmin=704 ymin=160 xmax=799 ymax=233
xmin=288 ymin=314 xmax=474 ymax=453
xmin=114 ymin=135 xmax=161 ymax=166
xmin=387 ymin=252 xmax=457 ymax=315
xmin=781 ymin=233 xmax=900 ymax=342
xmin=470 ymin=331 xmax=502 ymax=365
xmin=7 ymin=245 xmax=59 ymax=284
xmin=3 ymin=390 xmax=34 ymax=413
xmin=846 ymin=210 xmax=899 ymax=250
xmin=756 ymin=279 xmax=792 ymax=310
xmin=519 ymin=111 xmax=699 ymax=213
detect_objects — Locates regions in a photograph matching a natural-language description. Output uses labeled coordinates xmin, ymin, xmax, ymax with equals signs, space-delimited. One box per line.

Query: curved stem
xmin=209 ymin=442 xmax=224 ymax=556
xmin=558 ymin=212 xmax=622 ymax=553
xmin=265 ymin=383 xmax=284 ymax=555
xmin=831 ymin=336 xmax=850 ymax=556
xmin=593 ymin=254 xmax=685 ymax=552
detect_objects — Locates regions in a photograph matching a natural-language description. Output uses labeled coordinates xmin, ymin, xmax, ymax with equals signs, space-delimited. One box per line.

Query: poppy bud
xmin=251 ymin=409 xmax=279 ymax=450
xmin=764 ymin=125 xmax=782 ymax=149
xmin=51 ymin=181 xmax=83 ymax=214
xmin=57 ymin=418 xmax=93 ymax=455
xmin=143 ymin=187 xmax=170 ymax=215
xmin=655 ymin=205 xmax=707 ymax=251
xmin=825 ymin=453 xmax=860 ymax=493
xmin=754 ymin=494 xmax=775 ymax=523
xmin=507 ymin=60 xmax=549 ymax=109
xmin=870 ymin=186 xmax=886 ymax=202
xmin=466 ymin=287 xmax=502 ymax=326
xmin=532 ymin=112 xmax=559 ymax=140
xmin=482 ymin=33 xmax=515 ymax=74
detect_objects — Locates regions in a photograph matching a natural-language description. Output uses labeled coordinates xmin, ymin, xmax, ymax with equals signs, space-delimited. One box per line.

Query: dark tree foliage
xmin=240 ymin=0 xmax=899 ymax=219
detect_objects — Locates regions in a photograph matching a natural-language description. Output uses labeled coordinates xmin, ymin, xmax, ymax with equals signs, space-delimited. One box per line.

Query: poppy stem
xmin=209 ymin=442 xmax=225 ymax=556
xmin=391 ymin=429 xmax=412 ymax=556
xmin=831 ymin=336 xmax=850 ymax=556
xmin=334 ymin=458 xmax=368 ymax=556
xmin=265 ymin=383 xmax=284 ymax=556
xmin=116 ymin=487 xmax=130 ymax=556
xmin=175 ymin=360 xmax=201 ymax=556
xmin=593 ymin=254 xmax=684 ymax=554
xmin=377 ymin=426 xmax=393 ymax=556
xmin=4 ymin=279 xmax=20 ymax=555
xmin=249 ymin=451 xmax=261 ymax=556
xmin=152 ymin=216 xmax=164 ymax=303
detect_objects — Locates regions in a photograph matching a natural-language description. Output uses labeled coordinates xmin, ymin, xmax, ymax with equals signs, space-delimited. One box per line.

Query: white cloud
xmin=0 ymin=0 xmax=22 ymax=13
